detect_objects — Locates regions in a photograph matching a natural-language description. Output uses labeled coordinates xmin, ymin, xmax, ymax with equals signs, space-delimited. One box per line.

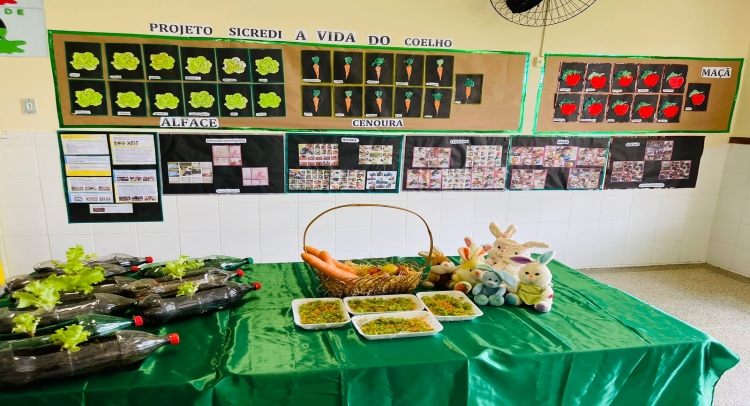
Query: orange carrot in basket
xmin=304 ymin=245 xmax=321 ymax=256
xmin=319 ymin=250 xmax=337 ymax=268
xmin=302 ymin=253 xmax=357 ymax=279
xmin=305 ymin=245 xmax=357 ymax=273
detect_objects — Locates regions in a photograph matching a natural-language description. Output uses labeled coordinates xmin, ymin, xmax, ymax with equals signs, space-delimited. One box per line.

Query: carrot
xmin=433 ymin=92 xmax=442 ymax=115
xmin=302 ymin=253 xmax=358 ymax=279
xmin=312 ymin=89 xmax=320 ymax=113
xmin=319 ymin=251 xmax=337 ymax=268
xmin=312 ymin=56 xmax=320 ymax=79
xmin=371 ymin=57 xmax=385 ymax=81
xmin=404 ymin=91 xmax=413 ymax=113
xmin=345 ymin=90 xmax=352 ymax=113
xmin=304 ymin=245 xmax=356 ymax=273
xmin=375 ymin=66 xmax=381 ymax=80
xmin=304 ymin=246 xmax=321 ymax=256
xmin=375 ymin=90 xmax=383 ymax=113
xmin=464 ymin=78 xmax=474 ymax=101
xmin=344 ymin=56 xmax=352 ymax=79
xmin=436 ymin=59 xmax=444 ymax=81
xmin=405 ymin=58 xmax=414 ymax=81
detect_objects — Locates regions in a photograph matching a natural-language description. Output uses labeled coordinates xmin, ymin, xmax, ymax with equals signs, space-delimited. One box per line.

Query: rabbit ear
xmin=494 ymin=268 xmax=517 ymax=287
xmin=505 ymin=225 xmax=518 ymax=238
xmin=458 ymin=247 xmax=471 ymax=261
xmin=464 ymin=237 xmax=474 ymax=248
xmin=538 ymin=251 xmax=556 ymax=265
xmin=476 ymin=263 xmax=495 ymax=273
xmin=495 ymin=238 xmax=518 ymax=248
xmin=510 ymin=256 xmax=534 ymax=264
xmin=482 ymin=244 xmax=492 ymax=254
xmin=523 ymin=241 xmax=550 ymax=249
xmin=489 ymin=222 xmax=503 ymax=238
xmin=470 ymin=246 xmax=485 ymax=260
xmin=433 ymin=246 xmax=444 ymax=256
xmin=418 ymin=251 xmax=430 ymax=258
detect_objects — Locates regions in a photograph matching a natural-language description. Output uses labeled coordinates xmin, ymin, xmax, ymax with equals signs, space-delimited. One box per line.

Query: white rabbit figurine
xmin=485 ymin=222 xmax=550 ymax=279
xmin=505 ymin=251 xmax=556 ymax=313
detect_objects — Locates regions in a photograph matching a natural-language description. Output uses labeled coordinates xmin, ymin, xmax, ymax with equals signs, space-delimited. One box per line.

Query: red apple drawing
xmin=559 ymin=98 xmax=577 ymax=116
xmin=588 ymin=72 xmax=607 ymax=89
xmin=641 ymin=70 xmax=660 ymax=87
xmin=689 ymin=90 xmax=706 ymax=106
xmin=636 ymin=102 xmax=655 ymax=119
xmin=616 ymin=70 xmax=633 ymax=87
xmin=666 ymin=73 xmax=685 ymax=89
xmin=584 ymin=98 xmax=603 ymax=116
xmin=612 ymin=100 xmax=630 ymax=116
xmin=561 ymin=69 xmax=582 ymax=87
xmin=660 ymin=102 xmax=679 ymax=118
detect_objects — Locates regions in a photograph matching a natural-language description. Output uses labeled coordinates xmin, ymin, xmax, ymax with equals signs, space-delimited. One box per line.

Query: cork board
xmin=50 ymin=31 xmax=528 ymax=132
xmin=534 ymin=54 xmax=743 ymax=134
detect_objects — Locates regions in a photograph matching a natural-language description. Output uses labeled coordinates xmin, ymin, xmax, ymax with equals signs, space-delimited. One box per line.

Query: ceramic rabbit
xmin=505 ymin=251 xmax=555 ymax=313
xmin=418 ymin=247 xmax=457 ymax=289
xmin=472 ymin=268 xmax=516 ymax=306
xmin=485 ymin=222 xmax=550 ymax=279
xmin=450 ymin=238 xmax=492 ymax=293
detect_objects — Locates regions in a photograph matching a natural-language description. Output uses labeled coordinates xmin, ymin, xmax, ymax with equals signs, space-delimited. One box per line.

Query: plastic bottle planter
xmin=0 ymin=315 xmax=143 ymax=351
xmin=135 ymin=255 xmax=253 ymax=278
xmin=125 ymin=269 xmax=245 ymax=298
xmin=138 ymin=281 xmax=260 ymax=323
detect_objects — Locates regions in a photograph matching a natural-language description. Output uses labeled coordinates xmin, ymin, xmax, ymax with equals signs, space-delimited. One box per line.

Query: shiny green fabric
xmin=0 ymin=259 xmax=738 ymax=405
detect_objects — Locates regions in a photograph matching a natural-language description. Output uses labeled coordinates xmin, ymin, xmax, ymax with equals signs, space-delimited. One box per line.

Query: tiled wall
xmin=707 ymin=143 xmax=750 ymax=277
xmin=0 ymin=131 xmax=727 ymax=278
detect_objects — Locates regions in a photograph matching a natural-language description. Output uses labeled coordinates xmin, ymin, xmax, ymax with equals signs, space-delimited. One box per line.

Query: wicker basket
xmin=303 ymin=203 xmax=433 ymax=298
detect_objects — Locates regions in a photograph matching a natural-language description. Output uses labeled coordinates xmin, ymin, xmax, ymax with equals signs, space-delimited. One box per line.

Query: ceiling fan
xmin=491 ymin=0 xmax=598 ymax=27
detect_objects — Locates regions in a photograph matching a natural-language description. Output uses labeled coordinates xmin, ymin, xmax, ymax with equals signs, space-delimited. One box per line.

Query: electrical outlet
xmin=22 ymin=98 xmax=37 ymax=115
xmin=534 ymin=57 xmax=544 ymax=68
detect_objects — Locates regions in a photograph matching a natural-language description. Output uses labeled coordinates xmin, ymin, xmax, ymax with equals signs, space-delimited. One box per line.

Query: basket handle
xmin=302 ymin=203 xmax=434 ymax=268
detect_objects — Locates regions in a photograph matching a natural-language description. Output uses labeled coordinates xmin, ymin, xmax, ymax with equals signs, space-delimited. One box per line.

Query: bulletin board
xmin=286 ymin=133 xmax=403 ymax=193
xmin=604 ymin=136 xmax=704 ymax=189
xmin=49 ymin=31 xmax=528 ymax=133
xmin=57 ymin=131 xmax=163 ymax=223
xmin=509 ymin=136 xmax=610 ymax=190
xmin=159 ymin=133 xmax=285 ymax=194
xmin=402 ymin=135 xmax=509 ymax=191
xmin=534 ymin=54 xmax=743 ymax=133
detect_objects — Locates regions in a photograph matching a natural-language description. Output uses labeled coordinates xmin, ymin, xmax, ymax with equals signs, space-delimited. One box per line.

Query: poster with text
xmin=286 ymin=133 xmax=402 ymax=193
xmin=605 ymin=136 xmax=704 ymax=189
xmin=0 ymin=1 xmax=48 ymax=58
xmin=509 ymin=136 xmax=610 ymax=190
xmin=402 ymin=135 xmax=509 ymax=191
xmin=159 ymin=133 xmax=284 ymax=194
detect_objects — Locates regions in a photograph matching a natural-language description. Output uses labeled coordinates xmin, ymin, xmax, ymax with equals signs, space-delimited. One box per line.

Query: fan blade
xmin=505 ymin=0 xmax=544 ymax=13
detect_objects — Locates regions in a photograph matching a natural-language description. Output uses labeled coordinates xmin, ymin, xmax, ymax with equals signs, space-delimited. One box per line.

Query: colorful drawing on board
xmin=584 ymin=63 xmax=612 ymax=92
xmin=662 ymin=64 xmax=688 ymax=94
xmin=685 ymin=83 xmax=711 ymax=112
xmin=657 ymin=95 xmax=683 ymax=123
xmin=0 ymin=17 xmax=26 ymax=54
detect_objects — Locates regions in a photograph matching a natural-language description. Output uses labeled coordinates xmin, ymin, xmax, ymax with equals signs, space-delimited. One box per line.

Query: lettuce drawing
xmin=255 ymin=56 xmax=280 ymax=75
xmin=150 ymin=52 xmax=176 ymax=70
xmin=155 ymin=93 xmax=180 ymax=110
xmin=116 ymin=91 xmax=142 ymax=109
xmin=189 ymin=91 xmax=215 ymax=108
xmin=224 ymin=93 xmax=248 ymax=110
xmin=223 ymin=57 xmax=246 ymax=74
xmin=111 ymin=52 xmax=140 ymax=71
xmin=257 ymin=92 xmax=282 ymax=109
xmin=74 ymin=88 xmax=103 ymax=108
xmin=70 ymin=52 xmax=99 ymax=71
xmin=186 ymin=56 xmax=213 ymax=75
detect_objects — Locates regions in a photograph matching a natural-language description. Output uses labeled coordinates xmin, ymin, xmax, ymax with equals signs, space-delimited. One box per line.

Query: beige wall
xmin=2 ymin=0 xmax=750 ymax=146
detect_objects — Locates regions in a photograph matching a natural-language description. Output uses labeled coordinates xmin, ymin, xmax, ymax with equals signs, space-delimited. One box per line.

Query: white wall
xmin=0 ymin=130 xmax=726 ymax=277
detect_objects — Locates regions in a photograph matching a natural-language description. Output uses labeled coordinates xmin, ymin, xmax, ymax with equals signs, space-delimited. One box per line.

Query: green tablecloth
xmin=0 ymin=258 xmax=739 ymax=405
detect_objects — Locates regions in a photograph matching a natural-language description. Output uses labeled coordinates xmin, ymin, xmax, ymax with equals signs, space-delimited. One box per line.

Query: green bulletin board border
xmin=284 ymin=132 xmax=404 ymax=193
xmin=57 ymin=130 xmax=164 ymax=223
xmin=532 ymin=53 xmax=745 ymax=135
xmin=49 ymin=30 xmax=530 ymax=134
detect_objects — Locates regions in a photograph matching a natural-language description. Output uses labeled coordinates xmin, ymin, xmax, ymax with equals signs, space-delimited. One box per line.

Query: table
xmin=0 ymin=258 xmax=739 ymax=405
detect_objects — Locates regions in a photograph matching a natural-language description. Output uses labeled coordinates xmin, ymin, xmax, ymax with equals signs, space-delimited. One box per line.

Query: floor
xmin=582 ymin=264 xmax=750 ymax=406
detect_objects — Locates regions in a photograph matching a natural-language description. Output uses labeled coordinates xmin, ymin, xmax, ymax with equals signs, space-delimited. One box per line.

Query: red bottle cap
xmin=146 ymin=256 xmax=154 ymax=263
xmin=168 ymin=333 xmax=180 ymax=345
xmin=236 ymin=270 xmax=245 ymax=278
xmin=131 ymin=266 xmax=139 ymax=272
xmin=253 ymin=282 xmax=261 ymax=290
xmin=133 ymin=316 xmax=144 ymax=327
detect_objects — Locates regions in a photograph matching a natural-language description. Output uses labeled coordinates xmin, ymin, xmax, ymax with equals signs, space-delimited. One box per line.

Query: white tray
xmin=352 ymin=311 xmax=443 ymax=340
xmin=416 ymin=291 xmax=484 ymax=321
xmin=292 ymin=298 xmax=351 ymax=330
xmin=343 ymin=294 xmax=424 ymax=315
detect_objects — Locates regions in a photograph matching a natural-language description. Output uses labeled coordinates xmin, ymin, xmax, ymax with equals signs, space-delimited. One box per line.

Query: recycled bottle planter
xmin=125 ymin=269 xmax=245 ymax=298
xmin=139 ymin=281 xmax=260 ymax=323
xmin=30 ymin=261 xmax=129 ymax=277
xmin=6 ymin=265 xmax=130 ymax=295
xmin=8 ymin=276 xmax=139 ymax=305
xmin=135 ymin=255 xmax=253 ymax=278
xmin=0 ymin=315 xmax=142 ymax=351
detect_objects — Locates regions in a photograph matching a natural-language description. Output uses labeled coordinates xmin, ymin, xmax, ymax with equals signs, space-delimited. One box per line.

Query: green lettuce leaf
xmin=150 ymin=52 xmax=175 ymax=70
xmin=70 ymin=52 xmax=99 ymax=70
xmin=50 ymin=325 xmax=90 ymax=353
xmin=75 ymin=88 xmax=103 ymax=108
xmin=176 ymin=281 xmax=199 ymax=297
xmin=224 ymin=93 xmax=248 ymax=110
xmin=13 ymin=280 xmax=60 ymax=312
xmin=223 ymin=57 xmax=247 ymax=74
xmin=111 ymin=52 xmax=140 ymax=71
xmin=12 ymin=314 xmax=41 ymax=337
xmin=116 ymin=91 xmax=142 ymax=109
xmin=186 ymin=56 xmax=213 ymax=75
xmin=189 ymin=91 xmax=215 ymax=109
xmin=255 ymin=56 xmax=280 ymax=75
xmin=257 ymin=92 xmax=282 ymax=109
xmin=155 ymin=93 xmax=180 ymax=110
xmin=163 ymin=255 xmax=205 ymax=279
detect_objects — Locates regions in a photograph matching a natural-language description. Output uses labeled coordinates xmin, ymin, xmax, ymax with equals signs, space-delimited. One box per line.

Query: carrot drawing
xmin=464 ymin=78 xmax=475 ymax=101
xmin=404 ymin=91 xmax=413 ymax=113
xmin=344 ymin=56 xmax=352 ymax=79
xmin=375 ymin=90 xmax=383 ymax=113
xmin=345 ymin=90 xmax=353 ymax=113
xmin=312 ymin=89 xmax=320 ymax=112
xmin=312 ymin=56 xmax=320 ymax=79
xmin=405 ymin=58 xmax=414 ymax=81
xmin=436 ymin=59 xmax=444 ymax=81
xmin=372 ymin=57 xmax=385 ymax=80
xmin=432 ymin=92 xmax=442 ymax=115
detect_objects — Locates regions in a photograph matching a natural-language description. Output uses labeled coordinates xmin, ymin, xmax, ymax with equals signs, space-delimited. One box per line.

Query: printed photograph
xmin=213 ymin=145 xmax=242 ymax=166
xmin=659 ymin=160 xmax=692 ymax=180
xmin=170 ymin=162 xmax=213 ymax=184
xmin=609 ymin=161 xmax=645 ymax=182
xmin=359 ymin=145 xmax=394 ymax=165
xmin=466 ymin=145 xmax=503 ymax=168
xmin=509 ymin=146 xmax=545 ymax=166
xmin=288 ymin=169 xmax=330 ymax=191
xmin=577 ymin=148 xmax=607 ymax=167
xmin=242 ymin=167 xmax=269 ymax=186
xmin=543 ymin=146 xmax=579 ymax=168
xmin=441 ymin=169 xmax=471 ymax=190
xmin=510 ymin=169 xmax=547 ymax=190
xmin=330 ymin=170 xmax=366 ymax=190
xmin=366 ymin=171 xmax=397 ymax=190
xmin=412 ymin=147 xmax=451 ymax=168
xmin=645 ymin=140 xmax=674 ymax=161
xmin=298 ymin=143 xmax=339 ymax=167
xmin=568 ymin=168 xmax=602 ymax=189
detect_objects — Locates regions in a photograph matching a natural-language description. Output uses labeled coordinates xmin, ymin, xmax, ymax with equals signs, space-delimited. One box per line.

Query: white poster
xmin=113 ymin=169 xmax=159 ymax=203
xmin=61 ymin=133 xmax=109 ymax=155
xmin=0 ymin=1 xmax=48 ymax=57
xmin=90 ymin=204 xmax=134 ymax=214
xmin=67 ymin=177 xmax=114 ymax=204
xmin=109 ymin=134 xmax=156 ymax=165
xmin=64 ymin=156 xmax=112 ymax=176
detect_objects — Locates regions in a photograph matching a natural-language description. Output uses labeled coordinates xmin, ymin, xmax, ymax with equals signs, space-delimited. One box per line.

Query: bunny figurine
xmin=505 ymin=251 xmax=556 ymax=313
xmin=418 ymin=247 xmax=457 ymax=289
xmin=485 ymin=222 xmax=550 ymax=279
xmin=472 ymin=268 xmax=516 ymax=306
xmin=450 ymin=238 xmax=492 ymax=293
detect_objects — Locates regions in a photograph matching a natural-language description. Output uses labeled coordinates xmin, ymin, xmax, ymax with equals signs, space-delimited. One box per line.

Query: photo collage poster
xmin=402 ymin=136 xmax=509 ymax=191
xmin=286 ymin=133 xmax=403 ymax=193
xmin=57 ymin=131 xmax=163 ymax=223
xmin=509 ymin=136 xmax=610 ymax=190
xmin=159 ymin=133 xmax=285 ymax=194
xmin=605 ymin=136 xmax=705 ymax=189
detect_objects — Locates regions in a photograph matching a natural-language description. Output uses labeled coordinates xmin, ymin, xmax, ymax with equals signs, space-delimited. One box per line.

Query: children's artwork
xmin=455 ymin=74 xmax=484 ymax=105
xmin=366 ymin=171 xmax=398 ymax=190
xmin=160 ymin=133 xmax=285 ymax=194
xmin=298 ymin=144 xmax=339 ymax=167
xmin=509 ymin=147 xmax=545 ymax=166
xmin=605 ymin=136 xmax=704 ymax=189
xmin=543 ymin=146 xmax=578 ymax=168
xmin=685 ymin=83 xmax=710 ymax=112
xmin=567 ymin=168 xmax=601 ymax=189
xmin=402 ymin=136 xmax=509 ymax=191
xmin=359 ymin=145 xmax=394 ymax=165
xmin=510 ymin=169 xmax=547 ymax=190
xmin=577 ymin=148 xmax=608 ymax=167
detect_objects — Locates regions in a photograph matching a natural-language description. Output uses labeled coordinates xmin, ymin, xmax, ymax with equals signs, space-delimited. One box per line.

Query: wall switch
xmin=534 ymin=57 xmax=544 ymax=68
xmin=22 ymin=98 xmax=37 ymax=115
